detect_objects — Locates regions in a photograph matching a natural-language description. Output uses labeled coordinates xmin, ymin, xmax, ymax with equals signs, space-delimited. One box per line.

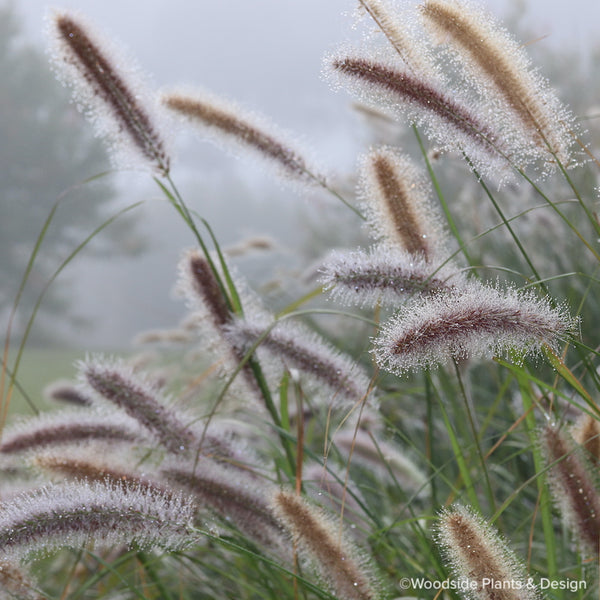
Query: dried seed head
xmin=0 ymin=480 xmax=196 ymax=562
xmin=47 ymin=10 xmax=170 ymax=174
xmin=436 ymin=504 xmax=539 ymax=600
xmin=163 ymin=90 xmax=325 ymax=188
xmin=420 ymin=0 xmax=575 ymax=168
xmin=359 ymin=147 xmax=448 ymax=259
xmin=271 ymin=490 xmax=381 ymax=600
xmin=374 ymin=282 xmax=576 ymax=375
xmin=540 ymin=424 xmax=600 ymax=554
xmin=81 ymin=357 xmax=196 ymax=454
xmin=320 ymin=246 xmax=462 ymax=309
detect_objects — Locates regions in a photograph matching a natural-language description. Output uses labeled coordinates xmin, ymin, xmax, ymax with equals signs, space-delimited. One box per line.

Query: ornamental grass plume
xmin=0 ymin=480 xmax=196 ymax=562
xmin=320 ymin=246 xmax=461 ymax=308
xmin=374 ymin=282 xmax=576 ymax=375
xmin=162 ymin=458 xmax=283 ymax=550
xmin=163 ymin=90 xmax=325 ymax=187
xmin=0 ymin=410 xmax=149 ymax=456
xmin=226 ymin=314 xmax=374 ymax=408
xmin=571 ymin=413 xmax=600 ymax=466
xmin=271 ymin=490 xmax=382 ymax=600
xmin=359 ymin=147 xmax=448 ymax=260
xmin=81 ymin=358 xmax=197 ymax=455
xmin=47 ymin=10 xmax=170 ymax=174
xmin=420 ymin=0 xmax=575 ymax=167
xmin=540 ymin=424 xmax=600 ymax=555
xmin=436 ymin=504 xmax=539 ymax=600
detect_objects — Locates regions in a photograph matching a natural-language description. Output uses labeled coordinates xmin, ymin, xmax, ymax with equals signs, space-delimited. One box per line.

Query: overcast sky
xmin=11 ymin=0 xmax=600 ymax=347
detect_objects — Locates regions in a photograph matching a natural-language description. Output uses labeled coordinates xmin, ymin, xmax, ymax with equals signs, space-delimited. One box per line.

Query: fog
xmin=8 ymin=0 xmax=600 ymax=348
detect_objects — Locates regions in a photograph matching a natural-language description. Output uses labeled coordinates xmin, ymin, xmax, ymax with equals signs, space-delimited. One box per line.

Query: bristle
xmin=163 ymin=91 xmax=325 ymax=186
xmin=374 ymin=282 xmax=576 ymax=375
xmin=48 ymin=11 xmax=170 ymax=174
xmin=436 ymin=504 xmax=539 ymax=600
xmin=540 ymin=424 xmax=600 ymax=554
xmin=43 ymin=380 xmax=93 ymax=407
xmin=271 ymin=490 xmax=381 ymax=600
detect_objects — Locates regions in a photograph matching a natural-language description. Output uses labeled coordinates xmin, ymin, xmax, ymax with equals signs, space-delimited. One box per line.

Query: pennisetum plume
xmin=0 ymin=480 xmax=196 ymax=562
xmin=162 ymin=89 xmax=326 ymax=188
xmin=81 ymin=357 xmax=197 ymax=454
xmin=571 ymin=413 xmax=600 ymax=466
xmin=436 ymin=504 xmax=539 ymax=600
xmin=358 ymin=147 xmax=449 ymax=260
xmin=47 ymin=10 xmax=170 ymax=174
xmin=539 ymin=424 xmax=600 ymax=554
xmin=419 ymin=0 xmax=575 ymax=168
xmin=226 ymin=313 xmax=375 ymax=408
xmin=271 ymin=490 xmax=382 ymax=600
xmin=320 ymin=246 xmax=461 ymax=308
xmin=374 ymin=282 xmax=576 ymax=375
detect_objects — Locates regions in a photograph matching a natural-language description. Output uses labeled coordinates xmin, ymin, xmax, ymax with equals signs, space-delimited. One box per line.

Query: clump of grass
xmin=2 ymin=3 xmax=599 ymax=599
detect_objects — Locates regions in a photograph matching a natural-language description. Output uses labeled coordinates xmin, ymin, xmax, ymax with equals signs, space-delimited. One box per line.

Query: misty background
xmin=4 ymin=0 xmax=600 ymax=349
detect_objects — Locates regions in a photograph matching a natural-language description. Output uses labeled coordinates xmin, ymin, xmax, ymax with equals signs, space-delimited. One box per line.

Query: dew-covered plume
xmin=374 ymin=282 xmax=576 ymax=375
xmin=81 ymin=357 xmax=196 ymax=454
xmin=420 ymin=0 xmax=576 ymax=168
xmin=226 ymin=314 xmax=374 ymax=408
xmin=47 ymin=10 xmax=170 ymax=174
xmin=163 ymin=89 xmax=326 ymax=188
xmin=540 ymin=424 xmax=600 ymax=554
xmin=436 ymin=504 xmax=540 ymax=600
xmin=271 ymin=490 xmax=382 ymax=600
xmin=0 ymin=480 xmax=196 ymax=562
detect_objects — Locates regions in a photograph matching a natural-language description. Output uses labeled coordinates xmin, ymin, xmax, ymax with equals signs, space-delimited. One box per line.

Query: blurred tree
xmin=0 ymin=3 xmax=142 ymax=345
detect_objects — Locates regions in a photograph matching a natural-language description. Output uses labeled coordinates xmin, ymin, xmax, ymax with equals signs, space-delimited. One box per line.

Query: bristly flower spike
xmin=0 ymin=480 xmax=196 ymax=562
xmin=436 ymin=504 xmax=540 ymax=600
xmin=420 ymin=0 xmax=575 ymax=167
xmin=320 ymin=246 xmax=462 ymax=309
xmin=47 ymin=10 xmax=170 ymax=174
xmin=572 ymin=413 xmax=600 ymax=467
xmin=359 ymin=147 xmax=448 ymax=260
xmin=81 ymin=357 xmax=196 ymax=454
xmin=226 ymin=314 xmax=375 ymax=408
xmin=540 ymin=424 xmax=600 ymax=554
xmin=163 ymin=90 xmax=326 ymax=188
xmin=374 ymin=282 xmax=576 ymax=375
xmin=271 ymin=490 xmax=382 ymax=600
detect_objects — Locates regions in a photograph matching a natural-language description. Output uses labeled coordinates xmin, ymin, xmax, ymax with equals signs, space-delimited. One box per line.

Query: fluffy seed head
xmin=0 ymin=480 xmax=196 ymax=562
xmin=47 ymin=10 xmax=170 ymax=174
xmin=163 ymin=90 xmax=325 ymax=187
xmin=271 ymin=490 xmax=381 ymax=600
xmin=359 ymin=147 xmax=448 ymax=259
xmin=540 ymin=424 xmax=600 ymax=554
xmin=226 ymin=315 xmax=374 ymax=408
xmin=571 ymin=413 xmax=600 ymax=467
xmin=374 ymin=283 xmax=576 ymax=375
xmin=320 ymin=246 xmax=462 ymax=309
xmin=81 ymin=357 xmax=196 ymax=454
xmin=420 ymin=0 xmax=575 ymax=168
xmin=436 ymin=504 xmax=539 ymax=600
